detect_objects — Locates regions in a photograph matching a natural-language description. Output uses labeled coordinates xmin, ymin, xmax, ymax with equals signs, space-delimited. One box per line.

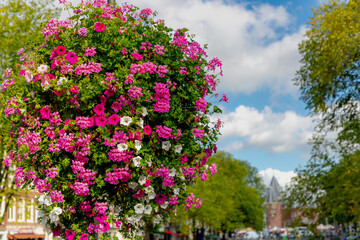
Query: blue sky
xmin=63 ymin=0 xmax=326 ymax=185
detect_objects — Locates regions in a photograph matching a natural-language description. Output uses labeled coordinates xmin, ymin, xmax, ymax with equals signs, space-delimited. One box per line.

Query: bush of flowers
xmin=1 ymin=0 xmax=227 ymax=239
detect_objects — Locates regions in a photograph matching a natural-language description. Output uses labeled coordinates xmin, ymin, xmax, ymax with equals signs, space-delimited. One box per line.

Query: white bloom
xmin=44 ymin=196 xmax=52 ymax=206
xmin=168 ymin=168 xmax=176 ymax=177
xmin=139 ymin=220 xmax=145 ymax=227
xmin=180 ymin=175 xmax=185 ymax=181
xmin=174 ymin=209 xmax=177 ymax=216
xmin=128 ymin=182 xmax=138 ymax=189
xmin=137 ymin=118 xmax=144 ymax=128
xmin=134 ymin=140 xmax=142 ymax=151
xmin=134 ymin=204 xmax=145 ymax=214
xmin=41 ymin=216 xmax=48 ymax=227
xmin=155 ymin=206 xmax=159 ymax=212
xmin=49 ymin=211 xmax=59 ymax=223
xmin=144 ymin=205 xmax=152 ymax=215
xmin=174 ymin=145 xmax=182 ymax=154
xmin=24 ymin=71 xmax=33 ymax=83
xmin=147 ymin=158 xmax=152 ymax=167
xmin=133 ymin=214 xmax=143 ymax=222
xmin=144 ymin=186 xmax=154 ymax=194
xmin=182 ymin=183 xmax=187 ymax=190
xmin=153 ymin=214 xmax=161 ymax=224
xmin=174 ymin=188 xmax=180 ymax=195
xmin=132 ymin=156 xmax=142 ymax=167
xmin=37 ymin=64 xmax=48 ymax=74
xmin=38 ymin=195 xmax=46 ymax=205
xmin=127 ymin=216 xmax=135 ymax=225
xmin=135 ymin=229 xmax=145 ymax=237
xmin=57 ymin=77 xmax=68 ymax=86
xmin=162 ymin=141 xmax=171 ymax=151
xmin=43 ymin=81 xmax=51 ymax=91
xmin=141 ymin=107 xmax=148 ymax=117
xmin=38 ymin=209 xmax=45 ymax=218
xmin=52 ymin=207 xmax=63 ymax=215
xmin=117 ymin=143 xmax=128 ymax=152
xmin=160 ymin=201 xmax=168 ymax=209
xmin=120 ymin=116 xmax=132 ymax=126
xmin=138 ymin=176 xmax=147 ymax=185
xmin=204 ymin=164 xmax=209 ymax=170
xmin=147 ymin=191 xmax=156 ymax=200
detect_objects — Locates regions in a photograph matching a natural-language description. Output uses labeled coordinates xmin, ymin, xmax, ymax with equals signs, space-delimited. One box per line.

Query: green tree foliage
xmin=0 ymin=0 xmax=60 ymax=71
xmin=173 ymin=152 xmax=265 ymax=236
xmin=0 ymin=0 xmax=59 ymax=224
xmin=287 ymin=0 xmax=360 ymax=228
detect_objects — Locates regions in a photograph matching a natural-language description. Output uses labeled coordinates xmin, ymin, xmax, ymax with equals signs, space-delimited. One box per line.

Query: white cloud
xmin=220 ymin=105 xmax=314 ymax=153
xmin=258 ymin=168 xmax=297 ymax=188
xmin=122 ymin=0 xmax=305 ymax=94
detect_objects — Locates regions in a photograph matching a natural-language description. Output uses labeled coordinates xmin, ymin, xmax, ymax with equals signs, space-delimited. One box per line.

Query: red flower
xmin=155 ymin=194 xmax=167 ymax=204
xmin=52 ymin=228 xmax=61 ymax=237
xmin=144 ymin=179 xmax=151 ymax=187
xmin=66 ymin=52 xmax=79 ymax=65
xmin=134 ymin=189 xmax=144 ymax=199
xmin=94 ymin=22 xmax=106 ymax=32
xmin=144 ymin=125 xmax=151 ymax=135
xmin=69 ymin=86 xmax=79 ymax=95
xmin=56 ymin=45 xmax=67 ymax=55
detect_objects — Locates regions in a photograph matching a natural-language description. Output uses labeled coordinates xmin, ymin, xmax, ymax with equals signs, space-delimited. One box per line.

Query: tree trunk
xmin=144 ymin=223 xmax=152 ymax=240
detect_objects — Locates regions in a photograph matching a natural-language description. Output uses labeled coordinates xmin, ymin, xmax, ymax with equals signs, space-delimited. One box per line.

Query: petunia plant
xmin=1 ymin=0 xmax=226 ymax=239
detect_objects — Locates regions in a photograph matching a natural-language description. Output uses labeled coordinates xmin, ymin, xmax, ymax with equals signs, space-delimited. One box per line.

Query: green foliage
xmin=173 ymin=152 xmax=265 ymax=234
xmin=289 ymin=0 xmax=360 ymax=228
xmin=0 ymin=0 xmax=60 ymax=71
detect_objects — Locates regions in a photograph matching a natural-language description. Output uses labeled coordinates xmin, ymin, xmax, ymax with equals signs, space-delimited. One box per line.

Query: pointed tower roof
xmin=266 ymin=176 xmax=282 ymax=203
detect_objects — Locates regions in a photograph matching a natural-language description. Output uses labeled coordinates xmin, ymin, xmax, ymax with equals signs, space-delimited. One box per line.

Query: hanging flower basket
xmin=1 ymin=0 xmax=226 ymax=239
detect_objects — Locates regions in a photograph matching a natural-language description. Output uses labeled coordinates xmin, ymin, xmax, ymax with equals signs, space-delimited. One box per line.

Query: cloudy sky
xmin=60 ymin=0 xmax=327 ymax=185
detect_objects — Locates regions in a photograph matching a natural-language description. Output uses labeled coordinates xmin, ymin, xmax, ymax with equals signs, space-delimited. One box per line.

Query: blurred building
xmin=0 ymin=191 xmax=51 ymax=240
xmin=265 ymin=176 xmax=283 ymax=229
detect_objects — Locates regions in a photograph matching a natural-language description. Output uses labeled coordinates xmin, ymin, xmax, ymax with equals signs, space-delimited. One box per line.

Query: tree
xmin=0 ymin=0 xmax=60 ymax=224
xmin=0 ymin=0 xmax=60 ymax=72
xmin=287 ymin=0 xmax=360 ymax=230
xmin=173 ymin=152 xmax=265 ymax=238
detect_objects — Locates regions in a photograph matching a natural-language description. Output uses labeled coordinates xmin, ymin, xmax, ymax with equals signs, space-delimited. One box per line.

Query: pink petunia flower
xmin=40 ymin=106 xmax=51 ymax=119
xmin=144 ymin=125 xmax=151 ymax=135
xmin=93 ymin=104 xmax=105 ymax=115
xmin=94 ymin=22 xmax=106 ymax=32
xmin=108 ymin=114 xmax=120 ymax=125
xmin=56 ymin=45 xmax=67 ymax=55
xmin=95 ymin=116 xmax=107 ymax=127
xmin=155 ymin=194 xmax=167 ymax=204
xmin=65 ymin=229 xmax=75 ymax=240
xmin=221 ymin=94 xmax=228 ymax=103
xmin=66 ymin=52 xmax=79 ymax=65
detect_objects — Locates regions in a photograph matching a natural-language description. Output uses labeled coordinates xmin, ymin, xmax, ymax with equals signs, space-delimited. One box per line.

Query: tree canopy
xmin=173 ymin=152 xmax=265 ymax=236
xmin=287 ymin=0 xmax=360 ymax=229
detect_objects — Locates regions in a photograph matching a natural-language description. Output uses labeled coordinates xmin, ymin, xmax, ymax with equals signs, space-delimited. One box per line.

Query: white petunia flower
xmin=134 ymin=204 xmax=145 ymax=214
xmin=114 ymin=206 xmax=122 ymax=213
xmin=160 ymin=201 xmax=169 ymax=209
xmin=120 ymin=116 xmax=132 ymax=126
xmin=128 ymin=182 xmax=138 ymax=189
xmin=135 ymin=229 xmax=145 ymax=237
xmin=162 ymin=141 xmax=171 ymax=151
xmin=155 ymin=206 xmax=159 ymax=212
xmin=133 ymin=214 xmax=143 ymax=222
xmin=37 ymin=64 xmax=48 ymax=74
xmin=153 ymin=214 xmax=161 ymax=224
xmin=139 ymin=220 xmax=145 ymax=227
xmin=117 ymin=143 xmax=128 ymax=152
xmin=180 ymin=175 xmax=185 ymax=181
xmin=182 ymin=183 xmax=187 ymax=190
xmin=49 ymin=211 xmax=59 ymax=223
xmin=41 ymin=216 xmax=48 ymax=227
xmin=138 ymin=176 xmax=147 ymax=185
xmin=147 ymin=191 xmax=156 ymax=200
xmin=134 ymin=140 xmax=142 ymax=151
xmin=38 ymin=210 xmax=45 ymax=218
xmin=132 ymin=156 xmax=142 ymax=167
xmin=24 ymin=71 xmax=33 ymax=83
xmin=144 ymin=186 xmax=154 ymax=193
xmin=137 ymin=118 xmax=144 ymax=128
xmin=141 ymin=107 xmax=148 ymax=117
xmin=43 ymin=81 xmax=51 ymax=91
xmin=144 ymin=205 xmax=152 ymax=215
xmin=52 ymin=207 xmax=63 ymax=215
xmin=44 ymin=196 xmax=52 ymax=206
xmin=38 ymin=195 xmax=46 ymax=205
xmin=174 ymin=145 xmax=182 ymax=154
xmin=204 ymin=164 xmax=209 ymax=170
xmin=174 ymin=188 xmax=180 ymax=195
xmin=147 ymin=158 xmax=152 ymax=167
xmin=57 ymin=77 xmax=68 ymax=86
xmin=168 ymin=168 xmax=176 ymax=177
